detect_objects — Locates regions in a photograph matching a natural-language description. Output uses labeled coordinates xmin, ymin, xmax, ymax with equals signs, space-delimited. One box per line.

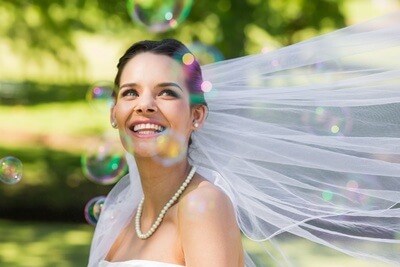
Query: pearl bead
xmin=135 ymin=166 xmax=196 ymax=240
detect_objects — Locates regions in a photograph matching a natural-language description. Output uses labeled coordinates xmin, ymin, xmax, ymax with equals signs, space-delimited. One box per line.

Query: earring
xmin=193 ymin=121 xmax=199 ymax=128
xmin=111 ymin=121 xmax=118 ymax=128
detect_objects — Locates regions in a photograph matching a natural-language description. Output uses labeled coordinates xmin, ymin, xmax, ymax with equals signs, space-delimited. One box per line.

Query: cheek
xmin=160 ymin=101 xmax=190 ymax=119
xmin=113 ymin=102 xmax=133 ymax=121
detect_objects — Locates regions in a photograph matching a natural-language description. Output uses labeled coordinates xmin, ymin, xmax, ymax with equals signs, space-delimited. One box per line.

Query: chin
xmin=125 ymin=138 xmax=159 ymax=158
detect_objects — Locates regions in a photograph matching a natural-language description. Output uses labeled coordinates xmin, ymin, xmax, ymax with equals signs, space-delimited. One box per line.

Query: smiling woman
xmin=88 ymin=39 xmax=244 ymax=267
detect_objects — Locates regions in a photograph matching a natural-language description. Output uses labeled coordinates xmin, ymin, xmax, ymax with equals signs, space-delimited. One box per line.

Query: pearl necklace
xmin=135 ymin=166 xmax=197 ymax=239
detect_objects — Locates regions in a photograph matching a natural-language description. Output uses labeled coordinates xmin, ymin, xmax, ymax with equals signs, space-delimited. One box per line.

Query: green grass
xmin=0 ymin=220 xmax=392 ymax=267
xmin=0 ymin=220 xmax=93 ymax=267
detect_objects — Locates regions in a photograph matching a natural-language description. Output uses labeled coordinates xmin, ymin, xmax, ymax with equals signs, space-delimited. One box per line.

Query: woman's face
xmin=111 ymin=52 xmax=202 ymax=159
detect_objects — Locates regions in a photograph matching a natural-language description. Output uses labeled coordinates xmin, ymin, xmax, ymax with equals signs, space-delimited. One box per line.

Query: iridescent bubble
xmin=202 ymin=83 xmax=218 ymax=102
xmin=201 ymin=81 xmax=213 ymax=92
xmin=81 ymin=139 xmax=128 ymax=185
xmin=151 ymin=129 xmax=187 ymax=166
xmin=84 ymin=196 xmax=106 ymax=226
xmin=86 ymin=81 xmax=115 ymax=113
xmin=271 ymin=59 xmax=280 ymax=68
xmin=118 ymin=131 xmax=135 ymax=156
xmin=302 ymin=107 xmax=353 ymax=136
xmin=322 ymin=190 xmax=334 ymax=201
xmin=187 ymin=42 xmax=224 ymax=65
xmin=344 ymin=174 xmax=373 ymax=207
xmin=0 ymin=156 xmax=23 ymax=185
xmin=261 ymin=43 xmax=279 ymax=54
xmin=261 ymin=47 xmax=271 ymax=54
xmin=346 ymin=180 xmax=359 ymax=192
xmin=182 ymin=52 xmax=195 ymax=65
xmin=127 ymin=0 xmax=193 ymax=33
xmin=184 ymin=193 xmax=217 ymax=221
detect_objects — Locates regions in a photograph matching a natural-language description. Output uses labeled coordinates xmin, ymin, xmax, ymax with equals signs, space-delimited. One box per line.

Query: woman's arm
xmin=178 ymin=184 xmax=244 ymax=267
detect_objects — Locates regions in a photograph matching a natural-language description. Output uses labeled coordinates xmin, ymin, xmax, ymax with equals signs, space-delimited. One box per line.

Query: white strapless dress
xmin=99 ymin=260 xmax=185 ymax=267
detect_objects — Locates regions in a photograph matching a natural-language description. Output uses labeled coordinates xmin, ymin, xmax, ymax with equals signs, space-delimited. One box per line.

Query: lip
xmin=127 ymin=119 xmax=166 ymax=139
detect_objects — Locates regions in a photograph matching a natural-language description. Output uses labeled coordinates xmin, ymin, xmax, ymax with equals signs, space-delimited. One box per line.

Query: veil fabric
xmin=89 ymin=12 xmax=400 ymax=266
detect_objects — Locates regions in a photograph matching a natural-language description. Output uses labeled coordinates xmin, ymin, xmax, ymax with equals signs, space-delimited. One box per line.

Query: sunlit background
xmin=1 ymin=0 xmax=399 ymax=266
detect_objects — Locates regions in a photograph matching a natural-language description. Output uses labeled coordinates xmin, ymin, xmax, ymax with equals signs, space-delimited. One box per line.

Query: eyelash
xmin=121 ymin=89 xmax=138 ymax=97
xmin=159 ymin=89 xmax=180 ymax=98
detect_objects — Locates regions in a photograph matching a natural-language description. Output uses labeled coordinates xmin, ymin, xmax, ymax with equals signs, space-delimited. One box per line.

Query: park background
xmin=1 ymin=0 xmax=399 ymax=266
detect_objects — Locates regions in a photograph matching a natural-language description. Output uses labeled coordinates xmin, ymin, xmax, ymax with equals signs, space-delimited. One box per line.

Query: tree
xmin=1 ymin=0 xmax=346 ymax=83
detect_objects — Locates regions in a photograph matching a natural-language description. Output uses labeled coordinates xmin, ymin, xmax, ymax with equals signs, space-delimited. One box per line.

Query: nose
xmin=134 ymin=93 xmax=157 ymax=114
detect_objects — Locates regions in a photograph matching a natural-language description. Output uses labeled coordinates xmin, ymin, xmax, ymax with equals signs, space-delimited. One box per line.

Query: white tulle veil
xmin=88 ymin=12 xmax=400 ymax=266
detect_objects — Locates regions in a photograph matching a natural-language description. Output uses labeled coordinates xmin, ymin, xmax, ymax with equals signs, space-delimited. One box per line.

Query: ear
xmin=110 ymin=104 xmax=117 ymax=128
xmin=191 ymin=105 xmax=207 ymax=130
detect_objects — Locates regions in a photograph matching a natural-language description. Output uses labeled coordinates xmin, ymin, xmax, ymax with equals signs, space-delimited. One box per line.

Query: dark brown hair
xmin=114 ymin=39 xmax=207 ymax=106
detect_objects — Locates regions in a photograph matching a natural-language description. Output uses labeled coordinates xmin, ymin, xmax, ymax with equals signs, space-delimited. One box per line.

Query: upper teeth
xmin=133 ymin=123 xmax=164 ymax=132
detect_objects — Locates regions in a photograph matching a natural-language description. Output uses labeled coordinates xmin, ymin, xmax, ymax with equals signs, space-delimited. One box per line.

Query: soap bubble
xmin=182 ymin=52 xmax=195 ymax=65
xmin=81 ymin=138 xmax=128 ymax=185
xmin=127 ymin=0 xmax=193 ymax=33
xmin=0 ymin=156 xmax=23 ymax=185
xmin=151 ymin=129 xmax=187 ymax=166
xmin=187 ymin=42 xmax=224 ymax=65
xmin=343 ymin=174 xmax=377 ymax=208
xmin=86 ymin=81 xmax=115 ymax=113
xmin=118 ymin=128 xmax=186 ymax=166
xmin=201 ymin=81 xmax=213 ymax=92
xmin=84 ymin=196 xmax=106 ymax=226
xmin=322 ymin=190 xmax=334 ymax=201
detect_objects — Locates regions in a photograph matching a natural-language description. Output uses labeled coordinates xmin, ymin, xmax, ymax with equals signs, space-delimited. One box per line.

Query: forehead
xmin=120 ymin=52 xmax=186 ymax=85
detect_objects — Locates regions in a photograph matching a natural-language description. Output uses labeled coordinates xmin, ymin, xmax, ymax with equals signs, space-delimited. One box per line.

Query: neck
xmin=134 ymin=156 xmax=191 ymax=218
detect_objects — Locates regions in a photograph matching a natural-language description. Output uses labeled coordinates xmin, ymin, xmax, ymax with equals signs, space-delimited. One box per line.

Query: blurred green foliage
xmin=0 ymin=82 xmax=87 ymax=105
xmin=0 ymin=145 xmax=115 ymax=222
xmin=1 ymin=0 xmax=346 ymax=70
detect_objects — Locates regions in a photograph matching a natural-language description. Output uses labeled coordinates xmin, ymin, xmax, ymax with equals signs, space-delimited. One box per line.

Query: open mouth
xmin=130 ymin=123 xmax=166 ymax=135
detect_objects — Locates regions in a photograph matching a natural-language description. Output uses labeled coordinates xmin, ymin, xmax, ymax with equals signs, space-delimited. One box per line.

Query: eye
xmin=159 ymin=89 xmax=180 ymax=98
xmin=121 ymin=89 xmax=138 ymax=97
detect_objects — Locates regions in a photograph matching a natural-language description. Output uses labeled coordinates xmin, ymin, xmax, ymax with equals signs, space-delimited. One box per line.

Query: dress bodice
xmin=99 ymin=260 xmax=185 ymax=267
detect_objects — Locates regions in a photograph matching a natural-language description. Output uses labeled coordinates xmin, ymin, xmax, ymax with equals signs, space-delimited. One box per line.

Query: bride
xmin=89 ymin=11 xmax=400 ymax=267
xmin=93 ymin=39 xmax=244 ymax=266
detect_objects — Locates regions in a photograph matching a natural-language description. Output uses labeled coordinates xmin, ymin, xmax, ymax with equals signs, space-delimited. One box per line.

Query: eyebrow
xmin=119 ymin=82 xmax=183 ymax=91
xmin=157 ymin=82 xmax=183 ymax=91
xmin=119 ymin=83 xmax=138 ymax=90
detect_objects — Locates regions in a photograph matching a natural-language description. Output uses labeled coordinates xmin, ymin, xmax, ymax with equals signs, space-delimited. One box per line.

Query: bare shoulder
xmin=177 ymin=174 xmax=244 ymax=266
xmin=178 ymin=176 xmax=235 ymax=224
